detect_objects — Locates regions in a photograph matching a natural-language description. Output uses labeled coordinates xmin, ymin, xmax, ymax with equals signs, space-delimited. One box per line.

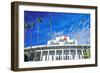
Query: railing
xmin=24 ymin=45 xmax=90 ymax=62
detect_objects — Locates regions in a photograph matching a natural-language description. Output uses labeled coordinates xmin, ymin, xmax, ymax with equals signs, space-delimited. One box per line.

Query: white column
xmin=69 ymin=49 xmax=71 ymax=60
xmin=75 ymin=49 xmax=78 ymax=60
xmin=47 ymin=50 xmax=49 ymax=61
xmin=54 ymin=49 xmax=56 ymax=61
xmin=62 ymin=49 xmax=64 ymax=60
xmin=81 ymin=49 xmax=84 ymax=59
xmin=40 ymin=50 xmax=43 ymax=61
xmin=34 ymin=50 xmax=37 ymax=61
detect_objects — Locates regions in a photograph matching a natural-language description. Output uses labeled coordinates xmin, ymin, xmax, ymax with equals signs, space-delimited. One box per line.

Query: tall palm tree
xmin=36 ymin=17 xmax=42 ymax=46
xmin=24 ymin=22 xmax=31 ymax=61
xmin=24 ymin=22 xmax=30 ymax=47
xmin=30 ymin=22 xmax=35 ymax=48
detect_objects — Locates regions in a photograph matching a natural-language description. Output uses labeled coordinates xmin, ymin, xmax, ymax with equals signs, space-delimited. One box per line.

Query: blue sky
xmin=24 ymin=11 xmax=90 ymax=47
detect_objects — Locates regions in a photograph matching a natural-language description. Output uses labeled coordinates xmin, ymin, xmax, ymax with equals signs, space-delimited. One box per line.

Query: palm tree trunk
xmin=30 ymin=29 xmax=32 ymax=49
xmin=37 ymin=23 xmax=39 ymax=46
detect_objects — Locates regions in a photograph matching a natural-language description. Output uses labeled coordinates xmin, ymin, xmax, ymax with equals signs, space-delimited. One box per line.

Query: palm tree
xmin=30 ymin=22 xmax=35 ymax=48
xmin=36 ymin=17 xmax=42 ymax=46
xmin=24 ymin=22 xmax=30 ymax=47
xmin=24 ymin=22 xmax=35 ymax=61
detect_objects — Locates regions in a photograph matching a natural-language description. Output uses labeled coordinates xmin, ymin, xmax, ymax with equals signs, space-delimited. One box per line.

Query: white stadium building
xmin=24 ymin=36 xmax=90 ymax=62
